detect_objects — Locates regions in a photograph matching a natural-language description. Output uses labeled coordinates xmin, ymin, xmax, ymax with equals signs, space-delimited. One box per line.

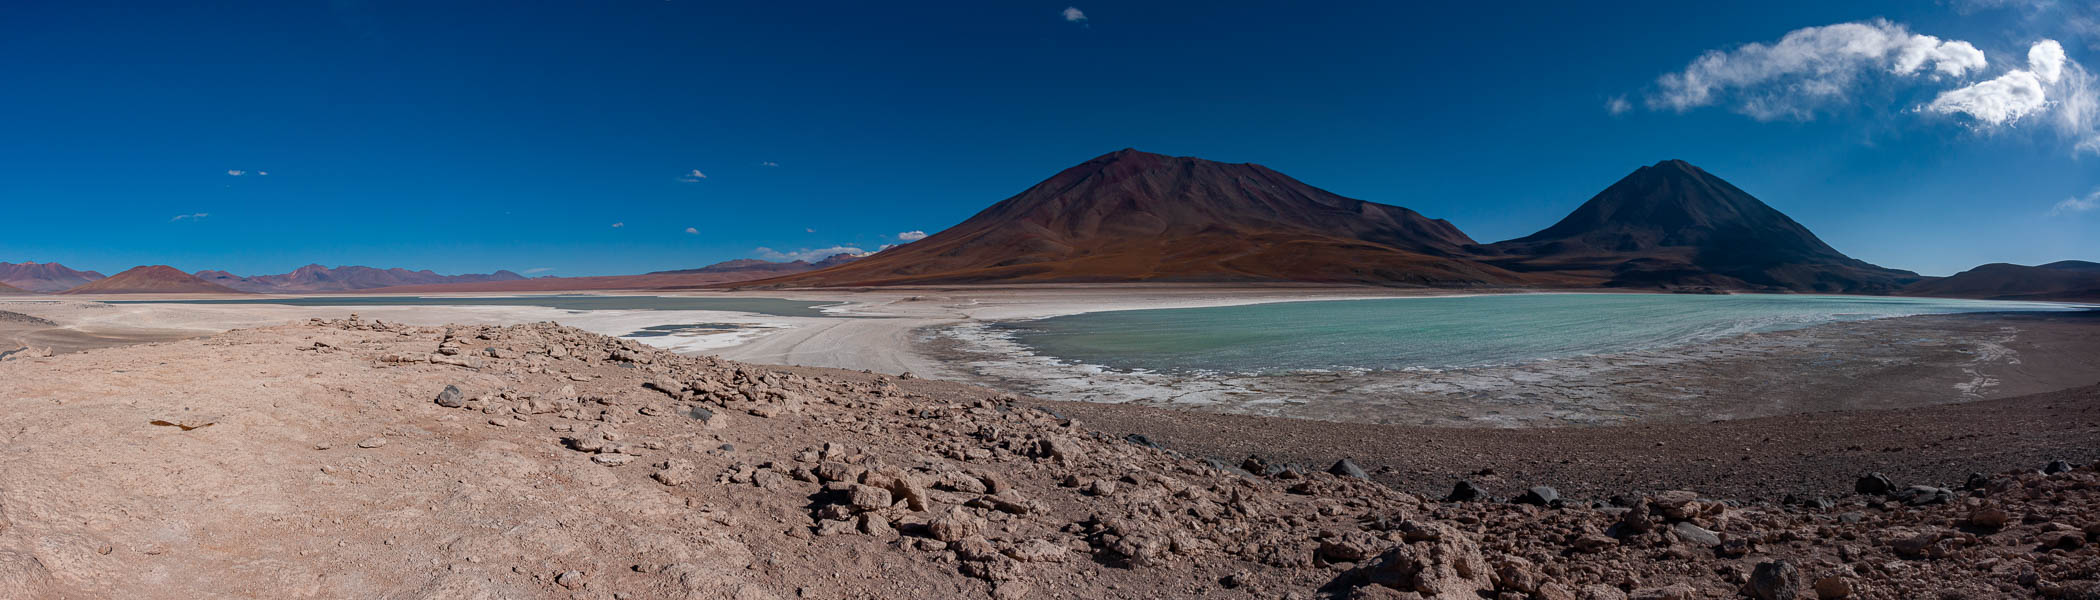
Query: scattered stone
xmin=2044 ymin=459 xmax=2075 ymax=474
xmin=1328 ymin=458 xmax=1370 ymax=480
xmin=1512 ymin=486 xmax=1559 ymax=507
xmin=1445 ymin=480 xmax=1487 ymax=502
xmin=1854 ymin=473 xmax=1894 ymax=496
xmin=927 ymin=507 xmax=984 ymax=543
xmin=1669 ymin=522 xmax=1721 ymax=548
xmin=433 ymin=385 xmax=465 ymax=408
xmin=1745 ymin=560 xmax=1801 ymax=600
xmin=556 ymin=570 xmax=583 ymax=590
xmin=355 ymin=437 xmax=388 ymax=449
xmin=1893 ymin=485 xmax=1952 ymax=506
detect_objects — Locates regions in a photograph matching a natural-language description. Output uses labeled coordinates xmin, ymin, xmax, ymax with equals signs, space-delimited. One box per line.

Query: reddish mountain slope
xmin=0 ymin=262 xmax=106 ymax=293
xmin=1901 ymin=262 xmax=2100 ymax=301
xmin=195 ymin=264 xmax=527 ymax=293
xmin=1482 ymin=160 xmax=1920 ymax=293
xmin=58 ymin=266 xmax=246 ymax=295
xmin=750 ymin=149 xmax=1530 ymax=287
xmin=0 ymin=281 xmax=31 ymax=295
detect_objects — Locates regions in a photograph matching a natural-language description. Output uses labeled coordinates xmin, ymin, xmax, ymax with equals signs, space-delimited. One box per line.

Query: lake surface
xmin=109 ymin=295 xmax=840 ymax=318
xmin=997 ymin=293 xmax=2088 ymax=375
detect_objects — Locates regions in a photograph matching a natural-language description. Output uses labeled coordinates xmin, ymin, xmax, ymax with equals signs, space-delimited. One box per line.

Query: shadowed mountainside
xmin=0 ymin=281 xmax=30 ymax=295
xmin=58 ymin=265 xmax=245 ymax=295
xmin=747 ymin=149 xmax=1536 ymax=287
xmin=1480 ymin=160 xmax=1920 ymax=293
xmin=0 ymin=262 xmax=106 ymax=293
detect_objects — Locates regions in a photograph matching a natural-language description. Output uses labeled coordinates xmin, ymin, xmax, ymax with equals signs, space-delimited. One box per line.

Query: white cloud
xmin=753 ymin=246 xmax=870 ymax=262
xmin=1605 ymin=96 xmax=1632 ymax=116
xmin=805 ymin=227 xmax=816 ymax=233
xmin=258 ymin=171 xmax=268 ymax=176
xmin=226 ymin=170 xmax=245 ymax=176
xmin=170 ymin=213 xmax=209 ymax=222
xmin=684 ymin=227 xmax=700 ymax=235
xmin=896 ymin=230 xmax=928 ymax=241
xmin=1926 ymin=39 xmax=2100 ymax=153
xmin=610 ymin=222 xmax=624 ymax=228
xmin=1647 ymin=20 xmax=1987 ymax=120
xmin=523 ymin=267 xmax=554 ymax=274
xmin=679 ymin=169 xmax=706 ymax=183
xmin=760 ymin=161 xmax=780 ymax=167
xmin=2053 ymin=188 xmax=2100 ymax=215
xmin=1062 ymin=6 xmax=1086 ymax=22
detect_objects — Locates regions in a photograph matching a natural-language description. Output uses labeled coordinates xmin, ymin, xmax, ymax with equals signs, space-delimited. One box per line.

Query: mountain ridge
xmin=58 ymin=266 xmax=245 ymax=295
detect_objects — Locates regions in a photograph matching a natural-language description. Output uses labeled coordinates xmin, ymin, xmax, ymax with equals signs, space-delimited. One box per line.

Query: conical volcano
xmin=752 ymin=149 xmax=1526 ymax=287
xmin=1485 ymin=160 xmax=1918 ymax=292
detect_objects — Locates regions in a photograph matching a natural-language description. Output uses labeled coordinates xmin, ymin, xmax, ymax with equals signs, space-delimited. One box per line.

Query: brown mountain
xmin=354 ymin=255 xmax=864 ymax=293
xmin=748 ymin=149 xmax=1530 ymax=287
xmin=58 ymin=266 xmax=245 ymax=295
xmin=1482 ymin=160 xmax=1920 ymax=293
xmin=1900 ymin=262 xmax=2100 ymax=301
xmin=0 ymin=281 xmax=31 ymax=295
xmin=0 ymin=262 xmax=106 ymax=293
xmin=194 ymin=264 xmax=527 ymax=293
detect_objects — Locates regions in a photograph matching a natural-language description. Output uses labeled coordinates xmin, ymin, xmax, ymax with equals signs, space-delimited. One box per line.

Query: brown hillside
xmin=58 ymin=265 xmax=246 ymax=295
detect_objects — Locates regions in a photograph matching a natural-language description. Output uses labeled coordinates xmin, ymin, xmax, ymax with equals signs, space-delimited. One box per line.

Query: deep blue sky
xmin=3 ymin=1 xmax=2095 ymax=277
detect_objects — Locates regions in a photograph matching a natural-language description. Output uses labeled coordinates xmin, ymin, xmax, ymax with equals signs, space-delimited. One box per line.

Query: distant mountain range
xmin=194 ymin=264 xmax=526 ymax=293
xmin=0 ymin=261 xmax=106 ymax=293
xmin=1901 ymin=261 xmax=2100 ymax=301
xmin=0 ymin=281 xmax=29 ymax=295
xmin=6 ymin=151 xmax=2092 ymax=299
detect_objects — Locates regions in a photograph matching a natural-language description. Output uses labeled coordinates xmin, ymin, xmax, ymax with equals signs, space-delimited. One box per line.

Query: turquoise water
xmin=999 ymin=294 xmax=2089 ymax=375
xmin=108 ymin=295 xmax=840 ymax=318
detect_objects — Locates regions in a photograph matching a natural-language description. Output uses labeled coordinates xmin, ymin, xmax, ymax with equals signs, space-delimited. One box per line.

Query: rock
xmin=1962 ymin=472 xmax=1991 ymax=490
xmin=652 ymin=459 xmax=696 ymax=486
xmin=1512 ymin=486 xmax=1559 ymax=507
xmin=1445 ymin=480 xmax=1487 ymax=502
xmin=927 ymin=507 xmax=984 ymax=543
xmin=860 ymin=514 xmax=896 ymax=538
xmin=591 ymin=454 xmax=634 ymax=466
xmin=1003 ymin=539 xmax=1068 ymax=562
xmin=1854 ymin=473 xmax=1894 ymax=496
xmin=2044 ymin=459 xmax=2075 ymax=475
xmin=356 ymin=437 xmax=388 ymax=449
xmin=1358 ymin=521 xmax=1491 ymax=599
xmin=1745 ymin=560 xmax=1802 ymax=600
xmin=1669 ymin=522 xmax=1721 ymax=548
xmin=1629 ymin=583 xmax=1698 ymax=600
xmin=847 ymin=485 xmax=893 ymax=511
xmin=1328 ymin=458 xmax=1370 ymax=480
xmin=434 ymin=385 xmax=465 ymax=408
xmin=556 ymin=570 xmax=584 ymax=590
xmin=1124 ymin=433 xmax=1162 ymax=449
xmin=1966 ymin=506 xmax=2013 ymax=529
xmin=1812 ymin=575 xmax=1852 ymax=599
xmin=1893 ymin=485 xmax=1952 ymax=506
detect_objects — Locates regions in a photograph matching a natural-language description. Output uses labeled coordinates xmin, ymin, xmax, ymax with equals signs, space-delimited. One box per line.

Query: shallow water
xmin=998 ymin=293 xmax=2088 ymax=375
xmin=110 ymin=295 xmax=839 ymax=318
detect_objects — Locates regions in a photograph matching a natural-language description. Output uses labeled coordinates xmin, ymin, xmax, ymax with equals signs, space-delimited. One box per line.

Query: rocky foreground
xmin=1 ymin=320 xmax=2098 ymax=599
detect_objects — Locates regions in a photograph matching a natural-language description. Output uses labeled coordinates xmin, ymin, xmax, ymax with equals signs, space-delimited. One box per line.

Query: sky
xmin=2 ymin=1 xmax=2097 ymax=278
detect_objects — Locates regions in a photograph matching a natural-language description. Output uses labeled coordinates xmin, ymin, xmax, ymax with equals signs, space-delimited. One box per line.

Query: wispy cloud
xmin=1605 ymin=96 xmax=1632 ymax=116
xmin=170 ymin=213 xmax=209 ymax=222
xmin=1645 ymin=19 xmax=1986 ymax=121
xmin=610 ymin=222 xmax=625 ymax=228
xmin=1925 ymin=39 xmax=2100 ymax=154
xmin=226 ymin=170 xmax=245 ymax=176
xmin=760 ymin=161 xmax=780 ymax=167
xmin=678 ymin=169 xmax=707 ymax=183
xmin=1062 ymin=6 xmax=1086 ymax=22
xmin=684 ymin=227 xmax=700 ymax=235
xmin=897 ymin=230 xmax=928 ymax=241
xmin=523 ymin=267 xmax=554 ymax=274
xmin=258 ymin=171 xmax=268 ymax=176
xmin=2053 ymin=187 xmax=2100 ymax=215
xmin=754 ymin=246 xmax=870 ymax=262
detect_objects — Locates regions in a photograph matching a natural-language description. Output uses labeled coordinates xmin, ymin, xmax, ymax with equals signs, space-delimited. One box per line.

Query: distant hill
xmin=59 ymin=266 xmax=245 ymax=295
xmin=0 ymin=281 xmax=31 ymax=295
xmin=1482 ymin=160 xmax=1920 ymax=293
xmin=195 ymin=264 xmax=526 ymax=293
xmin=1901 ymin=262 xmax=2100 ymax=301
xmin=353 ymin=255 xmax=864 ymax=293
xmin=0 ymin=262 xmax=106 ymax=293
xmin=749 ymin=149 xmax=1531 ymax=287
